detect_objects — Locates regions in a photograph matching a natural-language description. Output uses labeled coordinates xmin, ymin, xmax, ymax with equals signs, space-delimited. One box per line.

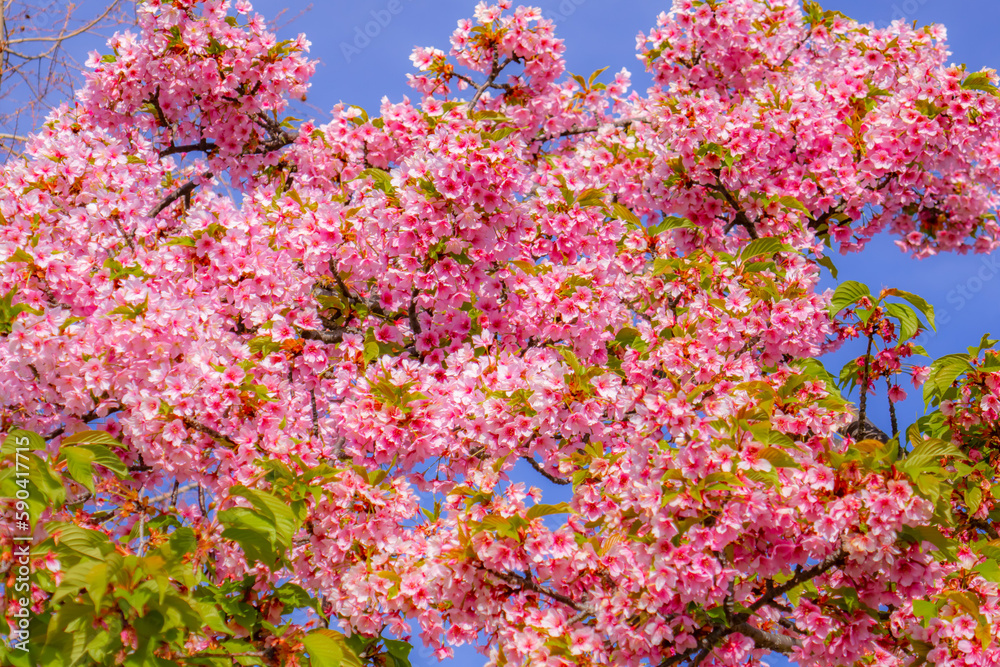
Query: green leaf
xmin=911 ymin=599 xmax=939 ymax=626
xmin=2 ymin=429 xmax=46 ymax=454
xmin=229 ymin=486 xmax=299 ymax=546
xmin=778 ymin=195 xmax=810 ymax=214
xmin=164 ymin=236 xmax=197 ymax=247
xmin=6 ymin=248 xmax=34 ymax=264
xmin=899 ymin=438 xmax=964 ymax=477
xmin=47 ymin=523 xmax=111 ymax=560
xmin=740 ymin=237 xmax=788 ymax=260
xmin=303 ymin=629 xmax=363 ymax=667
xmin=61 ymin=446 xmax=96 ymax=493
xmin=383 ymin=639 xmax=413 ymax=667
xmin=649 ymin=216 xmax=693 ymax=235
xmin=576 ymin=188 xmax=605 ymax=208
xmin=973 ymin=559 xmax=1000 ymax=582
xmin=916 ymin=99 xmax=945 ymax=119
xmin=357 ymin=168 xmax=395 ymax=194
xmin=883 ymin=288 xmax=936 ymax=330
xmin=79 ymin=445 xmax=128 ymax=477
xmin=759 ymin=447 xmax=801 ymax=469
xmin=27 ymin=453 xmax=65 ymax=506
xmin=60 ymin=430 xmax=126 ymax=449
xmin=962 ymin=71 xmax=999 ymax=95
xmin=611 ymin=203 xmax=641 ymax=227
xmin=526 ymin=502 xmax=572 ymax=520
xmin=220 ymin=524 xmax=278 ymax=567
xmin=829 ymin=280 xmax=870 ymax=315
xmin=885 ymin=302 xmax=921 ymax=342
xmin=923 ymin=353 xmax=973 ymax=407
xmin=966 ymin=487 xmax=984 ymax=515
xmin=815 ymin=254 xmax=838 ymax=279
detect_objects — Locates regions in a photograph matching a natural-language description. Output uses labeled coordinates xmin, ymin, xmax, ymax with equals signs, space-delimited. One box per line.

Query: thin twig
xmin=467 ymin=51 xmax=512 ymax=110
xmin=113 ymin=216 xmax=135 ymax=250
xmin=143 ymin=482 xmax=198 ymax=505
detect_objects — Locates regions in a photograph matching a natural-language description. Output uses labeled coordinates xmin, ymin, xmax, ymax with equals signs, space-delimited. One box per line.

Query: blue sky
xmin=29 ymin=0 xmax=1000 ymax=665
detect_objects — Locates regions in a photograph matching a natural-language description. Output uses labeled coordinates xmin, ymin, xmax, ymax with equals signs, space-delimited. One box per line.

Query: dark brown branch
xmin=858 ymin=334 xmax=874 ymax=426
xmin=147 ymin=171 xmax=212 ymax=218
xmin=485 ymin=568 xmax=582 ymax=611
xmin=180 ymin=417 xmax=239 ymax=449
xmin=744 ymin=548 xmax=846 ymax=616
xmin=710 ymin=174 xmax=759 ymax=240
xmin=883 ymin=376 xmax=899 ymax=441
xmin=408 ymin=288 xmax=422 ymax=336
xmin=298 ymin=327 xmax=357 ymax=345
xmin=159 ymin=139 xmax=217 ymax=158
xmin=310 ymin=389 xmax=320 ymax=438
xmin=467 ymin=51 xmax=513 ymax=110
xmin=732 ymin=623 xmax=801 ymax=654
xmin=113 ymin=216 xmax=135 ymax=250
xmin=970 ymin=518 xmax=999 ymax=539
xmin=524 ymin=456 xmax=571 ymax=485
xmin=42 ymin=407 xmax=121 ymax=441
xmin=538 ymin=117 xmax=644 ymax=142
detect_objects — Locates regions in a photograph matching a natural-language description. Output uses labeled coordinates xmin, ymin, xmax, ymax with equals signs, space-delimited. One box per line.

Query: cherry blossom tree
xmin=2 ymin=0 xmax=1000 ymax=665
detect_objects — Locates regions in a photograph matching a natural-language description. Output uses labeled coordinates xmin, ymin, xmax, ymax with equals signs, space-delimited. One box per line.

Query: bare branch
xmin=7 ymin=1 xmax=117 ymax=46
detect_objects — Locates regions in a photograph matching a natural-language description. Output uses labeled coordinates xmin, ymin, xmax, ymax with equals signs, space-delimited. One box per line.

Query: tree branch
xmin=538 ymin=117 xmax=644 ymax=142
xmin=485 ymin=568 xmax=583 ymax=611
xmin=710 ymin=174 xmax=759 ymax=240
xmin=298 ymin=326 xmax=358 ymax=345
xmin=732 ymin=623 xmax=801 ymax=654
xmin=159 ymin=139 xmax=217 ymax=158
xmin=147 ymin=171 xmax=212 ymax=218
xmin=180 ymin=417 xmax=239 ymax=449
xmin=467 ymin=51 xmax=513 ymax=110
xmin=524 ymin=456 xmax=571 ymax=485
xmin=744 ymin=548 xmax=845 ymax=616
